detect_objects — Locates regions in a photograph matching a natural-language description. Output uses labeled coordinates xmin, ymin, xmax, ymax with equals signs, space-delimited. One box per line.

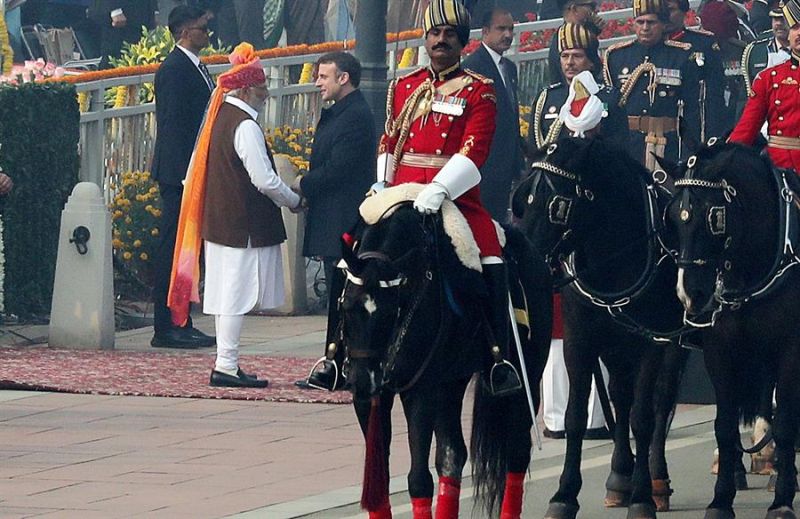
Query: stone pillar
xmin=49 ymin=183 xmax=115 ymax=350
xmin=355 ymin=0 xmax=388 ymax=138
xmin=275 ymin=155 xmax=308 ymax=315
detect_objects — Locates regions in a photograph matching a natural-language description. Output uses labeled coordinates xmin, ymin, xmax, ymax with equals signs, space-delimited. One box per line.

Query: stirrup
xmin=488 ymin=359 xmax=522 ymax=397
xmin=305 ymin=357 xmax=340 ymax=392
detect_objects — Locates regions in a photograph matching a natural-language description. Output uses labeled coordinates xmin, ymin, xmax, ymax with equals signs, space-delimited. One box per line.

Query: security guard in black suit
xmin=531 ymin=22 xmax=628 ymax=151
xmin=603 ymin=0 xmax=699 ymax=170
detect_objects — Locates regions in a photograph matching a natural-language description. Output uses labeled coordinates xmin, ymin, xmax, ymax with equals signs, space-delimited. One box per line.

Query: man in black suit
xmin=294 ymin=52 xmax=376 ymax=391
xmin=462 ymin=7 xmax=522 ymax=222
xmin=150 ymin=5 xmax=216 ymax=349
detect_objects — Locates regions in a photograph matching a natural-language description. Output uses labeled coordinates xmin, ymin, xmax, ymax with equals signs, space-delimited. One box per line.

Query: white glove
xmin=413 ymin=182 xmax=448 ymax=214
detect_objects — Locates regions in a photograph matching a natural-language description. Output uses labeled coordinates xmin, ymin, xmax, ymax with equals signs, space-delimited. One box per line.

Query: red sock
xmin=411 ymin=497 xmax=433 ymax=519
xmin=368 ymin=500 xmax=392 ymax=519
xmin=500 ymin=472 xmax=526 ymax=519
xmin=434 ymin=476 xmax=461 ymax=519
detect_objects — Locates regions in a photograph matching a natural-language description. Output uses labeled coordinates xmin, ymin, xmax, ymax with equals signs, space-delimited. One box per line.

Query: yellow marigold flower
xmin=145 ymin=204 xmax=154 ymax=212
xmin=123 ymin=251 xmax=133 ymax=260
xmin=151 ymin=228 xmax=159 ymax=236
xmin=125 ymin=216 xmax=132 ymax=224
xmin=133 ymin=240 xmax=142 ymax=248
xmin=139 ymin=253 xmax=149 ymax=261
xmin=305 ymin=147 xmax=312 ymax=155
xmin=112 ymin=239 xmax=124 ymax=248
xmin=127 ymin=231 xmax=133 ymax=236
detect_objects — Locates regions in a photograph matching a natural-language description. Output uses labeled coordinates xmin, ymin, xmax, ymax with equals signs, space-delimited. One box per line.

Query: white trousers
xmin=214 ymin=314 xmax=244 ymax=373
xmin=542 ymin=339 xmax=609 ymax=432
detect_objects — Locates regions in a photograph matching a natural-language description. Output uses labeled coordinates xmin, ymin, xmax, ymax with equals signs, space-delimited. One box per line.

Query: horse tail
xmin=470 ymin=379 xmax=520 ymax=517
xmin=361 ymin=396 xmax=389 ymax=512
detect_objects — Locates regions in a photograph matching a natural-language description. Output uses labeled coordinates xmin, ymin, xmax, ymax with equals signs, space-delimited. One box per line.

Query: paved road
xmin=296 ymin=422 xmax=786 ymax=519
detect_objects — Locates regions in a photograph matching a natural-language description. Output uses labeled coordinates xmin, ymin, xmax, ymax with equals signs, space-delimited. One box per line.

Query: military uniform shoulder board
xmin=397 ymin=66 xmax=426 ymax=81
xmin=687 ymin=26 xmax=715 ymax=37
xmin=605 ymin=39 xmax=635 ymax=54
xmin=464 ymin=68 xmax=494 ymax=84
xmin=665 ymin=39 xmax=692 ymax=51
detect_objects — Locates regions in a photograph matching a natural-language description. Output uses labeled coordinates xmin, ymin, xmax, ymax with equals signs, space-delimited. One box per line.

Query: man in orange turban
xmin=169 ymin=43 xmax=302 ymax=388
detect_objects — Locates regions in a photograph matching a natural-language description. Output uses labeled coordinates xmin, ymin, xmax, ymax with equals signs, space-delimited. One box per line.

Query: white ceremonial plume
xmin=558 ymin=71 xmax=606 ymax=138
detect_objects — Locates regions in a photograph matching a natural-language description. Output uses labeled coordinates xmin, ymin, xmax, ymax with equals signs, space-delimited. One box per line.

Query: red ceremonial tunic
xmin=729 ymin=55 xmax=800 ymax=172
xmin=379 ymin=64 xmax=502 ymax=257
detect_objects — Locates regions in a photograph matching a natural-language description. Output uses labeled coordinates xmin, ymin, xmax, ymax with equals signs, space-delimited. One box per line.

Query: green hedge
xmin=0 ymin=83 xmax=79 ymax=319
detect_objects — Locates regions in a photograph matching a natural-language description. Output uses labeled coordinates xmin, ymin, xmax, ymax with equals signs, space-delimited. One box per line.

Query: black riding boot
xmin=300 ymin=264 xmax=346 ymax=391
xmin=482 ymin=262 xmax=522 ymax=397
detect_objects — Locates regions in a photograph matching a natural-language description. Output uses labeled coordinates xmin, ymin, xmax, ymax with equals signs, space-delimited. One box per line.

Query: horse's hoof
xmin=652 ymin=479 xmax=674 ymax=512
xmin=711 ymin=448 xmax=719 ymax=475
xmin=765 ymin=506 xmax=797 ymax=519
xmin=751 ymin=457 xmax=776 ymax=475
xmin=605 ymin=489 xmax=632 ymax=508
xmin=605 ymin=471 xmax=632 ymax=507
xmin=735 ymin=470 xmax=749 ymax=490
xmin=626 ymin=502 xmax=657 ymax=519
xmin=704 ymin=508 xmax=735 ymax=519
xmin=767 ymin=473 xmax=777 ymax=492
xmin=544 ymin=501 xmax=579 ymax=519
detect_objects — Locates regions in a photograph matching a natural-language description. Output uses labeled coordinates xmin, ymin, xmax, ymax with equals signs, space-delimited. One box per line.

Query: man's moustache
xmin=433 ymin=44 xmax=451 ymax=50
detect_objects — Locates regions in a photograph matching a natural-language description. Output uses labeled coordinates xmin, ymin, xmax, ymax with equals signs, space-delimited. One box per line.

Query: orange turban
xmin=217 ymin=42 xmax=266 ymax=91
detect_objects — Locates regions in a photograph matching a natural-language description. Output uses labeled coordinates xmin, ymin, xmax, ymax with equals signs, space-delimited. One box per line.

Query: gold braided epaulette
xmin=605 ymin=40 xmax=635 ymax=55
xmin=397 ymin=66 xmax=426 ymax=81
xmin=686 ymin=27 xmax=715 ymax=37
xmin=665 ymin=39 xmax=692 ymax=50
xmin=464 ymin=68 xmax=494 ymax=84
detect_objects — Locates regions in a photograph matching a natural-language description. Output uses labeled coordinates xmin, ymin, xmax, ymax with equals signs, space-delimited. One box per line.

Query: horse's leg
xmin=767 ymin=361 xmax=799 ymax=518
xmin=500 ymin=390 xmax=533 ymax=519
xmin=704 ymin=340 xmax=740 ymax=519
xmin=603 ymin=353 xmax=636 ymax=508
xmin=751 ymin=371 xmax=777 ymax=475
xmin=649 ymin=343 xmax=688 ymax=511
xmin=545 ymin=336 xmax=595 ymax=519
xmin=354 ymin=391 xmax=396 ymax=519
xmin=399 ymin=386 xmax=437 ymax=519
xmin=432 ymin=377 xmax=470 ymax=519
xmin=625 ymin=346 xmax=661 ymax=519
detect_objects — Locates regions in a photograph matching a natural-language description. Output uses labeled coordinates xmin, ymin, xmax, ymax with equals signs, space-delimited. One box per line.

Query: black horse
xmin=662 ymin=139 xmax=800 ymax=519
xmin=337 ymin=191 xmax=552 ymax=518
xmin=512 ymin=137 xmax=693 ymax=519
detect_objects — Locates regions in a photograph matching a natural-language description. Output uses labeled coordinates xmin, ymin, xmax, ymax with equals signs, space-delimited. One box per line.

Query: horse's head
xmin=512 ymin=138 xmax=597 ymax=271
xmin=662 ymin=140 xmax=744 ymax=314
xmin=339 ymin=204 xmax=433 ymax=398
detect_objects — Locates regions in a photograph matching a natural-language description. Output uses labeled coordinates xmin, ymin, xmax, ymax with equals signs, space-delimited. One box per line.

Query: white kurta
xmin=202 ymin=96 xmax=300 ymax=316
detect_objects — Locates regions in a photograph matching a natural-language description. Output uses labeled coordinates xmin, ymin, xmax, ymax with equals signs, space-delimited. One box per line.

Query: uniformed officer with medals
xmin=730 ymin=0 xmax=800 ymax=172
xmin=531 ymin=22 xmax=628 ymax=150
xmin=742 ymin=3 xmax=792 ymax=97
xmin=665 ymin=0 xmax=726 ymax=139
xmin=699 ymin=0 xmax=751 ymax=130
xmin=604 ymin=0 xmax=699 ymax=170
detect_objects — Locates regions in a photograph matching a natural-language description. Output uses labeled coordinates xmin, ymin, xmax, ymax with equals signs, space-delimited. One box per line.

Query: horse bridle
xmin=672 ymin=155 xmax=800 ymax=327
xmin=340 ymin=213 xmax=449 ymax=393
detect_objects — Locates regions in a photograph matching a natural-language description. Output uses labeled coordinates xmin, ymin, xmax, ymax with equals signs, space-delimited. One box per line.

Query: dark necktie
xmin=198 ymin=62 xmax=214 ymax=91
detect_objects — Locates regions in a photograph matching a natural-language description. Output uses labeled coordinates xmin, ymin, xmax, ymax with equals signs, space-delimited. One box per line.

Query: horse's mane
xmin=690 ymin=141 xmax=773 ymax=186
xmin=356 ymin=205 xmax=484 ymax=296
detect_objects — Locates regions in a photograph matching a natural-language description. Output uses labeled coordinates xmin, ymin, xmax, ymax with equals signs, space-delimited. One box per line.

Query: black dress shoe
xmin=185 ymin=327 xmax=215 ymax=347
xmin=151 ymin=328 xmax=205 ymax=349
xmin=543 ymin=428 xmax=566 ymax=439
xmin=210 ymin=369 xmax=269 ymax=388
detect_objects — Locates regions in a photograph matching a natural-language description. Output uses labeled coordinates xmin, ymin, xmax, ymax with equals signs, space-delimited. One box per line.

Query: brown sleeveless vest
xmin=202 ymin=102 xmax=287 ymax=248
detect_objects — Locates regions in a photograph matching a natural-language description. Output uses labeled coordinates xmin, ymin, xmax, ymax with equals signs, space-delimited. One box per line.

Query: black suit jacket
xmin=300 ymin=89 xmax=376 ymax=258
xmin=151 ymin=47 xmax=212 ymax=186
xmin=462 ymin=44 xmax=522 ymax=221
